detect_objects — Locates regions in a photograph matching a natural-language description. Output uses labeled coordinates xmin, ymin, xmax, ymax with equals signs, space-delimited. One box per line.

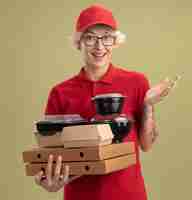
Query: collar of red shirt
xmin=76 ymin=63 xmax=116 ymax=84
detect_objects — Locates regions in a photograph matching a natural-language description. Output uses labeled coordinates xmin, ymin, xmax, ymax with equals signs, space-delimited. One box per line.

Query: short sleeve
xmin=44 ymin=87 xmax=63 ymax=115
xmin=135 ymin=73 xmax=150 ymax=131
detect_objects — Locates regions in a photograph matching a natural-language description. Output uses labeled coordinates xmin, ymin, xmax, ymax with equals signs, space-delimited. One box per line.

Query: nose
xmin=95 ymin=38 xmax=104 ymax=49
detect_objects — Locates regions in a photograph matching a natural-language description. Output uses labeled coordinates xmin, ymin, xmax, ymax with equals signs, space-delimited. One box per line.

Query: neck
xmin=84 ymin=63 xmax=110 ymax=81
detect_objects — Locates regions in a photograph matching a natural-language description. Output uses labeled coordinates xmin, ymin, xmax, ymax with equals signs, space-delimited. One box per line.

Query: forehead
xmin=84 ymin=24 xmax=114 ymax=35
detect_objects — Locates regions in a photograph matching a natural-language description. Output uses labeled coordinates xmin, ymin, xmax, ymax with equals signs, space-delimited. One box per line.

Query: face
xmin=79 ymin=25 xmax=116 ymax=69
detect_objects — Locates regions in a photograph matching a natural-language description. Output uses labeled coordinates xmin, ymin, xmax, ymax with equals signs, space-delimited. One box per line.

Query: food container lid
xmin=92 ymin=93 xmax=125 ymax=100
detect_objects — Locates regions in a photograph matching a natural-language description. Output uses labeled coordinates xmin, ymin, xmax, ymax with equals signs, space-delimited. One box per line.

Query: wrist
xmin=143 ymin=99 xmax=153 ymax=107
xmin=143 ymin=102 xmax=153 ymax=112
xmin=142 ymin=102 xmax=153 ymax=119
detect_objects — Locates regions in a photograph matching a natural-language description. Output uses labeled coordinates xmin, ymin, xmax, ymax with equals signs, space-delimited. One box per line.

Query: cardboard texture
xmin=24 ymin=124 xmax=136 ymax=176
xmin=23 ymin=142 xmax=135 ymax=162
xmin=25 ymin=154 xmax=136 ymax=176
xmin=35 ymin=124 xmax=114 ymax=148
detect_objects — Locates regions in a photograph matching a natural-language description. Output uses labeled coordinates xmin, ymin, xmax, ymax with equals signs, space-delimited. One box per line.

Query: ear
xmin=77 ymin=41 xmax=82 ymax=50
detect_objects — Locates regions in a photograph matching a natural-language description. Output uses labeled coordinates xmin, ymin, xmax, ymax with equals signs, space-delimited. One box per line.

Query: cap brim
xmin=79 ymin=21 xmax=117 ymax=32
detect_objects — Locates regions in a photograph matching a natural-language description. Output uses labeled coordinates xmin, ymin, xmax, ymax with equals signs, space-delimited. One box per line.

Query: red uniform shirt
xmin=45 ymin=63 xmax=149 ymax=200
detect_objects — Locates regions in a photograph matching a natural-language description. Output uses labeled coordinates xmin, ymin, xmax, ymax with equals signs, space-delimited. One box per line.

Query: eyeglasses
xmin=82 ymin=34 xmax=115 ymax=47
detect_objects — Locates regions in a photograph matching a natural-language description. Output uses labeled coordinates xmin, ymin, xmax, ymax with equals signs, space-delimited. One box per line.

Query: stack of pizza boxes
xmin=23 ymin=114 xmax=136 ymax=176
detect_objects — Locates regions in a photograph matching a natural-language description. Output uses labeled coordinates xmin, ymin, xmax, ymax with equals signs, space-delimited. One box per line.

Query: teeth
xmin=92 ymin=53 xmax=105 ymax=57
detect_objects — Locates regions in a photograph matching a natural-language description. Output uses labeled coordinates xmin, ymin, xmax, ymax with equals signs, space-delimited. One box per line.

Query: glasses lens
xmin=83 ymin=34 xmax=115 ymax=46
xmin=83 ymin=35 xmax=96 ymax=46
xmin=102 ymin=35 xmax=114 ymax=46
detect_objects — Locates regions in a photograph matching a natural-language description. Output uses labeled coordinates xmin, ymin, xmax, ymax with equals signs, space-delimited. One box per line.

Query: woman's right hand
xmin=34 ymin=155 xmax=80 ymax=192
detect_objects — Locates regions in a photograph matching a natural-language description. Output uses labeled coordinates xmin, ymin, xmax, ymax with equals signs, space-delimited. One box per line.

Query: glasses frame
xmin=81 ymin=34 xmax=116 ymax=47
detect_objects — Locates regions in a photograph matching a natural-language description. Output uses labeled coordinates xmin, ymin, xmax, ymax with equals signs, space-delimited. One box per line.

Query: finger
xmin=172 ymin=74 xmax=181 ymax=85
xmin=160 ymin=77 xmax=170 ymax=87
xmin=160 ymin=80 xmax=175 ymax=95
xmin=158 ymin=90 xmax=171 ymax=103
xmin=173 ymin=74 xmax=182 ymax=83
xmin=34 ymin=171 xmax=44 ymax=186
xmin=54 ymin=155 xmax=63 ymax=182
xmin=167 ymin=79 xmax=176 ymax=89
xmin=61 ymin=165 xmax=70 ymax=184
xmin=46 ymin=154 xmax=53 ymax=186
xmin=167 ymin=74 xmax=181 ymax=89
xmin=64 ymin=165 xmax=70 ymax=180
xmin=171 ymin=82 xmax=177 ymax=89
xmin=163 ymin=80 xmax=177 ymax=95
xmin=160 ymin=88 xmax=170 ymax=97
xmin=163 ymin=78 xmax=174 ymax=90
xmin=162 ymin=77 xmax=178 ymax=90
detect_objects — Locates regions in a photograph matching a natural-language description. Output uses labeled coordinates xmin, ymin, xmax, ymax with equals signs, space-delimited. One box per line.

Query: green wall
xmin=0 ymin=0 xmax=191 ymax=199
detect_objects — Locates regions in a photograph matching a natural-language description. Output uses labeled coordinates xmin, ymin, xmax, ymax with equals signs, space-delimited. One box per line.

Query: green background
xmin=0 ymin=0 xmax=191 ymax=199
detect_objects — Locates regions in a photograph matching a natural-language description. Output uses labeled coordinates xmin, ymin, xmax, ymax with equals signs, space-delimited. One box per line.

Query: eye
xmin=84 ymin=35 xmax=95 ymax=41
xmin=103 ymin=35 xmax=114 ymax=43
xmin=103 ymin=35 xmax=109 ymax=39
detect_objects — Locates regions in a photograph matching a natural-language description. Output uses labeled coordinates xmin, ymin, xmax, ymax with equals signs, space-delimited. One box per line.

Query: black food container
xmin=35 ymin=120 xmax=109 ymax=136
xmin=92 ymin=93 xmax=133 ymax=142
xmin=109 ymin=116 xmax=133 ymax=143
xmin=92 ymin=93 xmax=125 ymax=116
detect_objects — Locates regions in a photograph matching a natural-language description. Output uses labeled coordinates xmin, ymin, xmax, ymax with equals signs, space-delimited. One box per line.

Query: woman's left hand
xmin=144 ymin=75 xmax=181 ymax=105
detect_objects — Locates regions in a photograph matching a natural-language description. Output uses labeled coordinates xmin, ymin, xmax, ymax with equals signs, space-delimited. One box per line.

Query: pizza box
xmin=25 ymin=153 xmax=136 ymax=176
xmin=23 ymin=142 xmax=135 ymax=162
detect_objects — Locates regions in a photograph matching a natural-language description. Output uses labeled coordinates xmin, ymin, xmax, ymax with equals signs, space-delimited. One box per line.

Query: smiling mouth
xmin=91 ymin=52 xmax=107 ymax=58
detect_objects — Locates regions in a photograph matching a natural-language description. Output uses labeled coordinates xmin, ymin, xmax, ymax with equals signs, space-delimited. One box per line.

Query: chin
xmin=90 ymin=61 xmax=108 ymax=69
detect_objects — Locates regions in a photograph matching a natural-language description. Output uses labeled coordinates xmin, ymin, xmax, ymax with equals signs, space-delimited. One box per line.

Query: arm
xmin=35 ymin=88 xmax=81 ymax=192
xmin=139 ymin=103 xmax=159 ymax=152
xmin=138 ymin=76 xmax=179 ymax=152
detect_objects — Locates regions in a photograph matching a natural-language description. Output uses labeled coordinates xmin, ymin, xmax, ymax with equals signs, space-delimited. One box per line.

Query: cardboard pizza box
xmin=35 ymin=124 xmax=114 ymax=148
xmin=25 ymin=154 xmax=136 ymax=176
xmin=23 ymin=142 xmax=135 ymax=162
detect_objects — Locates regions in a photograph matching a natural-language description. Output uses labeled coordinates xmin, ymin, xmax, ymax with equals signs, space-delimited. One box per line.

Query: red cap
xmin=76 ymin=4 xmax=118 ymax=32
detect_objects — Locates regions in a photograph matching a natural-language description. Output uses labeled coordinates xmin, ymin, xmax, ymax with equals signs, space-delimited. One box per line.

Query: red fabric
xmin=45 ymin=63 xmax=150 ymax=200
xmin=75 ymin=4 xmax=117 ymax=32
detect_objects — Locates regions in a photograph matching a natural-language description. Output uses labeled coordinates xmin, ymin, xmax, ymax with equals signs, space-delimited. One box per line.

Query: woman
xmin=34 ymin=4 xmax=177 ymax=200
